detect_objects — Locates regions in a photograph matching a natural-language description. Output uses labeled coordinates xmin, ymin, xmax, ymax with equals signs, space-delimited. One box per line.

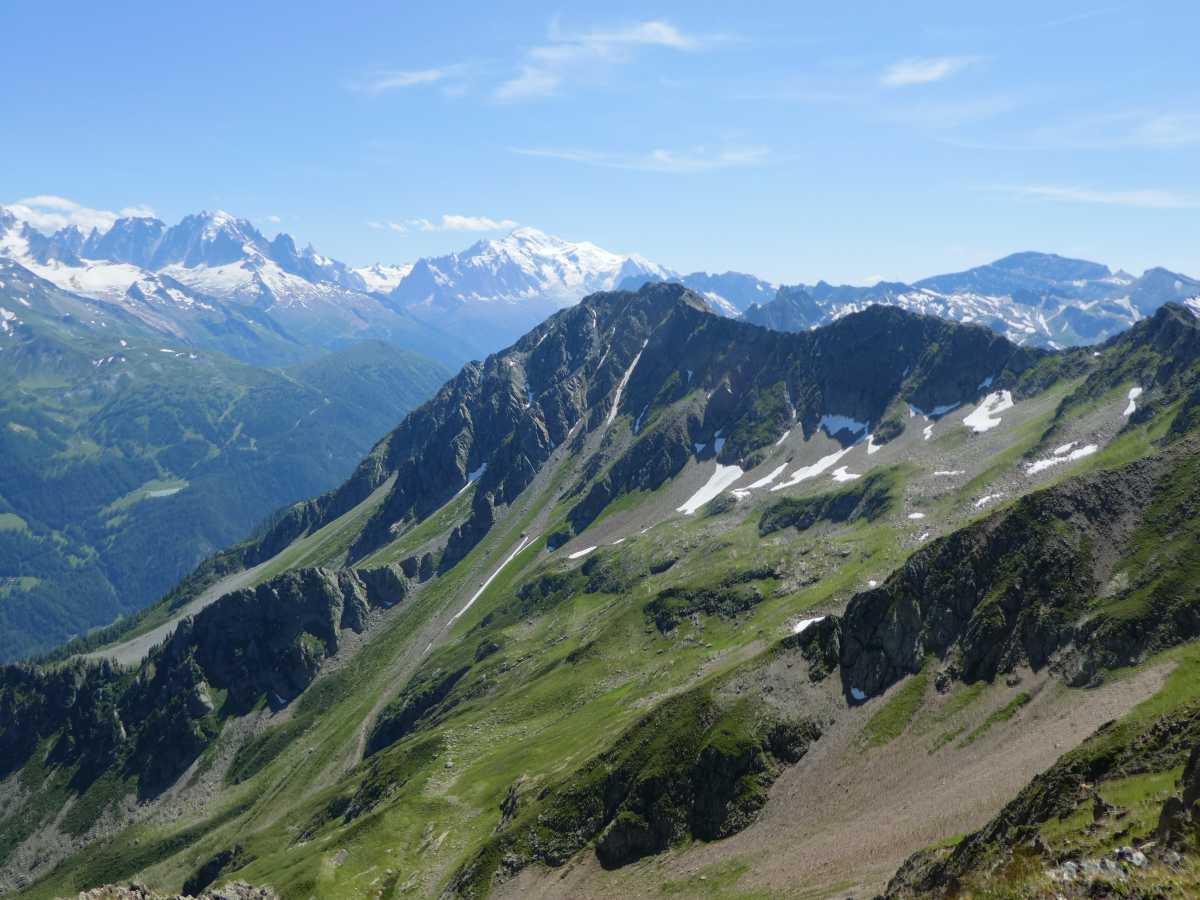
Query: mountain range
xmin=6 ymin=205 xmax=1198 ymax=367
xmin=4 ymin=282 xmax=1200 ymax=897
xmin=727 ymin=251 xmax=1199 ymax=349
xmin=0 ymin=210 xmax=671 ymax=363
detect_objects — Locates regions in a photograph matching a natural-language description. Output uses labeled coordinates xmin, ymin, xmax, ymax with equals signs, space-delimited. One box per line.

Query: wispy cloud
xmin=3 ymin=195 xmax=156 ymax=233
xmin=881 ymin=56 xmax=978 ymax=88
xmin=1038 ymin=6 xmax=1121 ymax=29
xmin=349 ymin=64 xmax=470 ymax=96
xmin=1029 ymin=110 xmax=1200 ymax=149
xmin=991 ymin=184 xmax=1196 ymax=209
xmin=1127 ymin=112 xmax=1200 ymax=148
xmin=884 ymin=94 xmax=1021 ymax=128
xmin=513 ymin=145 xmax=770 ymax=173
xmin=496 ymin=18 xmax=729 ymax=101
xmin=368 ymin=215 xmax=518 ymax=234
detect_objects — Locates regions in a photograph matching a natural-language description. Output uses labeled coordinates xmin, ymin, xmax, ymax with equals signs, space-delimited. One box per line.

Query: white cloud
xmin=265 ymin=214 xmax=282 ymax=224
xmin=881 ymin=56 xmax=978 ymax=88
xmin=496 ymin=66 xmax=562 ymax=101
xmin=367 ymin=220 xmax=411 ymax=233
xmin=496 ymin=18 xmax=725 ymax=101
xmin=513 ymin=145 xmax=770 ymax=173
xmin=368 ymin=215 xmax=517 ymax=234
xmin=414 ymin=214 xmax=518 ymax=232
xmin=551 ymin=19 xmax=709 ymax=50
xmin=993 ymin=184 xmax=1196 ymax=209
xmin=350 ymin=64 xmax=470 ymax=96
xmin=3 ymin=195 xmax=157 ymax=234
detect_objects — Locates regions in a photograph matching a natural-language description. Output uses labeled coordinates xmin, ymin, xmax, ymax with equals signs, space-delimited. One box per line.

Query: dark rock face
xmin=0 ymin=564 xmax=408 ymax=800
xmin=837 ymin=459 xmax=1160 ymax=702
xmin=644 ymin=581 xmax=766 ymax=633
xmin=167 ymin=566 xmax=408 ymax=713
xmin=364 ymin=665 xmax=470 ymax=756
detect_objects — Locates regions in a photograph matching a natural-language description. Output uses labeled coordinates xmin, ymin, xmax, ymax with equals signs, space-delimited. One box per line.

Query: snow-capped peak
xmin=353 ymin=262 xmax=414 ymax=294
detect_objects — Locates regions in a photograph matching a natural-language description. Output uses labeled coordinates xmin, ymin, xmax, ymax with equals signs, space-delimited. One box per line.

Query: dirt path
xmin=500 ymin=663 xmax=1171 ymax=900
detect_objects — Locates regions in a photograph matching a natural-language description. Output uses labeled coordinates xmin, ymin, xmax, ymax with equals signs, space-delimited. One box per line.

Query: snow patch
xmin=851 ymin=687 xmax=866 ymax=702
xmin=907 ymin=512 xmax=926 ymax=520
xmin=792 ymin=616 xmax=825 ymax=635
xmin=770 ymin=447 xmax=853 ymax=492
xmin=567 ymin=546 xmax=596 ymax=560
xmin=456 ymin=463 xmax=487 ymax=496
xmin=923 ymin=423 xmax=934 ymax=441
xmin=451 ymin=533 xmax=536 ymax=623
xmin=866 ymin=433 xmax=881 ymax=455
xmin=964 ymin=391 xmax=1014 ymax=433
xmin=1123 ymin=386 xmax=1143 ymax=417
xmin=933 ymin=470 xmax=965 ymax=477
xmin=774 ymin=429 xmax=791 ymax=447
xmin=831 ymin=466 xmax=860 ymax=483
xmin=605 ymin=340 xmax=647 ymax=426
xmin=1025 ymin=443 xmax=1098 ymax=475
xmin=677 ymin=464 xmax=745 ymax=515
xmin=745 ymin=464 xmax=788 ymax=490
xmin=974 ymin=493 xmax=1004 ymax=509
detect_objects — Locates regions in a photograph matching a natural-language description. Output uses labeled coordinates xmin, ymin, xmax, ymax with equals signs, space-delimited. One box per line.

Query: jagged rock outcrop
xmin=165 ymin=565 xmax=408 ymax=712
xmin=1155 ymin=743 xmax=1200 ymax=848
xmin=0 ymin=563 xmax=409 ymax=801
xmin=74 ymin=880 xmax=276 ymax=899
xmin=837 ymin=456 xmax=1163 ymax=702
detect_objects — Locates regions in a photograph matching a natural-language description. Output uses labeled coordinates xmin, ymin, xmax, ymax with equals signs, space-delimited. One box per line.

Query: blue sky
xmin=3 ymin=1 xmax=1198 ymax=284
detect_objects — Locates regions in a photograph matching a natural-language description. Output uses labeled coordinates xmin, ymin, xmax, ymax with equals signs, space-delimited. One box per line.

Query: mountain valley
xmin=0 ymin=257 xmax=450 ymax=660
